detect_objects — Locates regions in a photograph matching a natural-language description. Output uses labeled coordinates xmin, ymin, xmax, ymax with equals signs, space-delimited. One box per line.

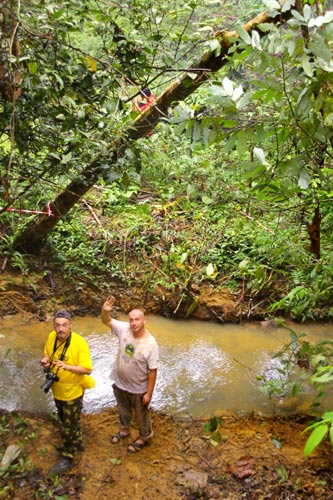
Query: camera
xmin=41 ymin=371 xmax=59 ymax=393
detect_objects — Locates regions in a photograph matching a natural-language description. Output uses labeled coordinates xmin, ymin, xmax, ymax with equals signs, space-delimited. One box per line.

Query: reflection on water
xmin=0 ymin=314 xmax=332 ymax=417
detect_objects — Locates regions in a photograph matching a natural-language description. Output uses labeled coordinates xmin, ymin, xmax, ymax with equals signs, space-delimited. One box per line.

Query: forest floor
xmin=1 ymin=408 xmax=333 ymax=500
xmin=1 ymin=268 xmax=333 ymax=499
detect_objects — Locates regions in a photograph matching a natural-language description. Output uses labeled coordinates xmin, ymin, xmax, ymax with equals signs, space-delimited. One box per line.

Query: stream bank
xmin=0 ymin=266 xmax=279 ymax=323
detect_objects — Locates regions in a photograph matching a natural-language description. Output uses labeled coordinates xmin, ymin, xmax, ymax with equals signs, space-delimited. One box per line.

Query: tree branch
xmin=14 ymin=2 xmax=294 ymax=252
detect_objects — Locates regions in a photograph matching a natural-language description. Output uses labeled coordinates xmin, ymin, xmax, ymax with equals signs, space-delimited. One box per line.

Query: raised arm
xmin=101 ymin=295 xmax=116 ymax=328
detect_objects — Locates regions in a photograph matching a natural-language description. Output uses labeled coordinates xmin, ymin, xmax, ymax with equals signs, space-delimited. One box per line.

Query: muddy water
xmin=0 ymin=314 xmax=332 ymax=418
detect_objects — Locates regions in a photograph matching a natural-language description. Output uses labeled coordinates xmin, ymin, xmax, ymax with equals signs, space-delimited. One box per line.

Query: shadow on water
xmin=0 ymin=314 xmax=332 ymax=418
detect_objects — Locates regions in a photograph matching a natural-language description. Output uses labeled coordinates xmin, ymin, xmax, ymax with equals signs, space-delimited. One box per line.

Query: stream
xmin=0 ymin=314 xmax=332 ymax=418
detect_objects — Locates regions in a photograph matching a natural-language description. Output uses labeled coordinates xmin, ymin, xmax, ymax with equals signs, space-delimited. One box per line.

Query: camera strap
xmin=53 ymin=333 xmax=71 ymax=361
xmin=49 ymin=333 xmax=72 ymax=367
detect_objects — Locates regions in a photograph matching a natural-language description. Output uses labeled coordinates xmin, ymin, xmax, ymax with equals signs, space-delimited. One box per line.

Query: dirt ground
xmin=2 ymin=408 xmax=333 ymax=500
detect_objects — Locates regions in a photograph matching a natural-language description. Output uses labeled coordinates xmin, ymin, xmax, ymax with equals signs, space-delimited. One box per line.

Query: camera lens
xmin=41 ymin=372 xmax=58 ymax=393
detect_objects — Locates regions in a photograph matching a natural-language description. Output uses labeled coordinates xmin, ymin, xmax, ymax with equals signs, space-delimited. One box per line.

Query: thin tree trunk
xmin=307 ymin=204 xmax=321 ymax=260
xmin=14 ymin=5 xmax=294 ymax=252
xmin=1 ymin=1 xmax=22 ymax=202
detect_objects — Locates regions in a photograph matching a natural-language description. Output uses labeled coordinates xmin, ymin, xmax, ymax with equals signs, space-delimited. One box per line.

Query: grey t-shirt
xmin=110 ymin=318 xmax=159 ymax=394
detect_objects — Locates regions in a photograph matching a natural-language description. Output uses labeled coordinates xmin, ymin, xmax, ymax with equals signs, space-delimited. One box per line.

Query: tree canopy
xmin=1 ymin=0 xmax=333 ymax=320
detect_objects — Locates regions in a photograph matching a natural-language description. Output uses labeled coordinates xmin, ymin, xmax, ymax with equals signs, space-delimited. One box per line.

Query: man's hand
xmin=102 ymin=295 xmax=116 ymax=312
xmin=53 ymin=360 xmax=66 ymax=370
xmin=101 ymin=295 xmax=115 ymax=327
xmin=41 ymin=355 xmax=50 ymax=369
xmin=142 ymin=393 xmax=152 ymax=407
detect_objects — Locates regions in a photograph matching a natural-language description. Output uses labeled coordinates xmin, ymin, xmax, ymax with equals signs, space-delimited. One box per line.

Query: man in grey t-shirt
xmin=101 ymin=296 xmax=159 ymax=453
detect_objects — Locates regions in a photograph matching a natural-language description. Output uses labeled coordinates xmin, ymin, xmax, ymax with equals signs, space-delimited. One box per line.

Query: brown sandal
xmin=127 ymin=440 xmax=148 ymax=453
xmin=110 ymin=432 xmax=130 ymax=444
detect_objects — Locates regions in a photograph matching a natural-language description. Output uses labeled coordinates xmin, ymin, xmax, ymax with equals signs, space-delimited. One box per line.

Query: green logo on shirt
xmin=125 ymin=343 xmax=135 ymax=358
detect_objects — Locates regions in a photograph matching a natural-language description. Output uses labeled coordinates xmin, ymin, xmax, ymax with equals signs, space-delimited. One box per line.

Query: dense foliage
xmin=257 ymin=324 xmax=333 ymax=457
xmin=1 ymin=0 xmax=333 ymax=322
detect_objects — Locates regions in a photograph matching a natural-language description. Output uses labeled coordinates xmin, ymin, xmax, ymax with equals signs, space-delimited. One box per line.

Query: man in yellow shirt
xmin=41 ymin=309 xmax=94 ymax=475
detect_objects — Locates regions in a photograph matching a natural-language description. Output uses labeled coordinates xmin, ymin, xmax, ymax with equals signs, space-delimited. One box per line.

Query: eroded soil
xmin=1 ymin=409 xmax=333 ymax=499
xmin=0 ymin=267 xmax=274 ymax=324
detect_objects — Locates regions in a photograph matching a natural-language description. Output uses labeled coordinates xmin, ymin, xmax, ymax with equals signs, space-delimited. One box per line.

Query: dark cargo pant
xmin=113 ymin=384 xmax=153 ymax=441
xmin=54 ymin=395 xmax=83 ymax=458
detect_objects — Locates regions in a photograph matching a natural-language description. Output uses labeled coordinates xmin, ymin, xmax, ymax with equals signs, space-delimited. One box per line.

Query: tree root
xmin=0 ymin=291 xmax=37 ymax=316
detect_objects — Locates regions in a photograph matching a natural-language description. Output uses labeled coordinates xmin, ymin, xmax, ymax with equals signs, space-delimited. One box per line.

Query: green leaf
xmin=233 ymin=84 xmax=244 ymax=101
xmin=28 ymin=61 xmax=38 ymax=75
xmin=303 ymin=4 xmax=312 ymax=22
xmin=311 ymin=372 xmax=333 ymax=384
xmin=287 ymin=40 xmax=295 ymax=56
xmin=253 ymin=147 xmax=269 ymax=166
xmin=301 ymin=54 xmax=313 ymax=77
xmin=311 ymin=354 xmax=326 ymax=366
xmin=207 ymin=38 xmax=221 ymax=54
xmin=243 ymin=164 xmax=266 ymax=179
xmin=297 ymin=88 xmax=312 ymax=116
xmin=202 ymin=194 xmax=213 ymax=204
xmin=222 ymin=77 xmax=234 ymax=97
xmin=53 ymin=72 xmax=64 ymax=89
xmin=192 ymin=121 xmax=201 ymax=143
xmin=323 ymin=11 xmax=333 ymax=24
xmin=206 ymin=263 xmax=215 ymax=276
xmin=234 ymin=24 xmax=252 ymax=45
xmin=204 ymin=422 xmax=211 ymax=434
xmin=324 ymin=113 xmax=333 ymax=127
xmin=271 ymin=437 xmax=282 ymax=449
xmin=255 ymin=265 xmax=265 ymax=281
xmin=188 ymin=71 xmax=200 ymax=80
xmin=263 ymin=0 xmax=281 ymax=9
xmin=223 ymin=120 xmax=238 ymax=128
xmin=186 ymin=298 xmax=199 ymax=318
xmin=281 ymin=0 xmax=295 ymax=13
xmin=292 ymin=382 xmax=301 ymax=397
xmin=0 ymin=444 xmax=21 ymax=472
xmin=251 ymin=31 xmax=261 ymax=50
xmin=291 ymin=9 xmax=305 ymax=22
xmin=225 ymin=132 xmax=237 ymax=153
xmin=321 ymin=411 xmax=333 ymax=422
xmin=309 ymin=37 xmax=331 ymax=62
xmin=304 ymin=425 xmax=328 ymax=458
xmin=298 ymin=169 xmax=310 ymax=189
xmin=236 ymin=130 xmax=247 ymax=156
xmin=239 ymin=259 xmax=250 ymax=273
xmin=209 ymin=416 xmax=219 ymax=432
